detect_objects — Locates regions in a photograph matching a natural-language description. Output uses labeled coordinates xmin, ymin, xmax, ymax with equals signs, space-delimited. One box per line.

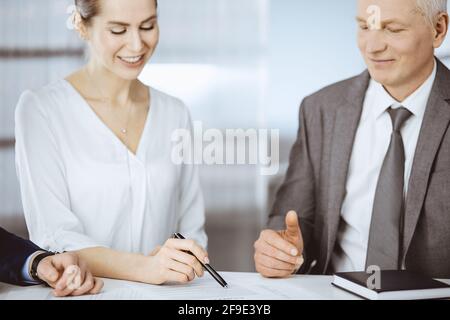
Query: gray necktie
xmin=366 ymin=107 xmax=413 ymax=270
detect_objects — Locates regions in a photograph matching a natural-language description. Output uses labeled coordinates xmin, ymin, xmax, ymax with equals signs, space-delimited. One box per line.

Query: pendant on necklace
xmin=121 ymin=129 xmax=127 ymax=134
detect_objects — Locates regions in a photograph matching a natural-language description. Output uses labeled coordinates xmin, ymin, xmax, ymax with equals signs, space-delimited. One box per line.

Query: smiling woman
xmin=14 ymin=0 xmax=209 ymax=286
xmin=72 ymin=0 xmax=159 ymax=81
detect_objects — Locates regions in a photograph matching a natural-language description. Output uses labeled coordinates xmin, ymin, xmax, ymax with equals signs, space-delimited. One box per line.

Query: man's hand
xmin=36 ymin=252 xmax=103 ymax=297
xmin=254 ymin=211 xmax=304 ymax=278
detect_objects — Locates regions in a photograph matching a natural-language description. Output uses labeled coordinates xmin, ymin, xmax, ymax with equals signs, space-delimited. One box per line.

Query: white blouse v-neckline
xmin=61 ymin=79 xmax=154 ymax=160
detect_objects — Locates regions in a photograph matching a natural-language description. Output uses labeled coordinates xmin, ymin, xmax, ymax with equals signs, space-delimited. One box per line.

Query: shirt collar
xmin=368 ymin=59 xmax=437 ymax=119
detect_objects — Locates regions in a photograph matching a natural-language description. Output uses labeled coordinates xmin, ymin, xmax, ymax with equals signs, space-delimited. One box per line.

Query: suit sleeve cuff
xmin=21 ymin=251 xmax=47 ymax=285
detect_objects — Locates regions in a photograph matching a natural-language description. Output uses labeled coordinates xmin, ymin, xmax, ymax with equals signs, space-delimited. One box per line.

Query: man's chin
xmin=367 ymin=69 xmax=396 ymax=86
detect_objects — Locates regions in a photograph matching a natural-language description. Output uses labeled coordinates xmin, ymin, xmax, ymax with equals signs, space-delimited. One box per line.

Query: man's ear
xmin=433 ymin=12 xmax=449 ymax=49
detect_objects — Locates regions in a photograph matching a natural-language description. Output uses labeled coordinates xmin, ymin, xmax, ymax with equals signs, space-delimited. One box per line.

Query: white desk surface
xmin=1 ymin=272 xmax=449 ymax=300
xmin=0 ymin=272 xmax=358 ymax=300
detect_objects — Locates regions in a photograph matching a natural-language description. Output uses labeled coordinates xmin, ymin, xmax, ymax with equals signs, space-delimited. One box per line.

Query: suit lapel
xmin=402 ymin=61 xmax=450 ymax=263
xmin=324 ymin=71 xmax=370 ymax=271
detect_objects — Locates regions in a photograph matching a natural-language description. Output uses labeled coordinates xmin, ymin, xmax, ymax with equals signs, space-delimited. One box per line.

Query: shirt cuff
xmin=21 ymin=251 xmax=46 ymax=285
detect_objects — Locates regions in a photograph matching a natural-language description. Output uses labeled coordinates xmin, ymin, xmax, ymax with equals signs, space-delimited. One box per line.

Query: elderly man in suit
xmin=0 ymin=227 xmax=103 ymax=296
xmin=254 ymin=0 xmax=450 ymax=278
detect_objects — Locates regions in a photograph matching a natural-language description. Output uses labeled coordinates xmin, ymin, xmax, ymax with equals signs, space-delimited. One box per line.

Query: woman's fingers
xmin=164 ymin=270 xmax=190 ymax=284
xmin=166 ymin=248 xmax=204 ymax=277
xmin=165 ymin=258 xmax=196 ymax=282
xmin=70 ymin=271 xmax=95 ymax=296
xmin=53 ymin=265 xmax=81 ymax=297
xmin=88 ymin=278 xmax=104 ymax=295
xmin=153 ymin=239 xmax=209 ymax=284
xmin=165 ymin=239 xmax=209 ymax=265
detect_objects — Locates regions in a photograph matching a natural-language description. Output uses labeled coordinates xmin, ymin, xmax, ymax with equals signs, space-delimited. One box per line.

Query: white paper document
xmin=71 ymin=273 xmax=285 ymax=300
xmin=0 ymin=272 xmax=367 ymax=300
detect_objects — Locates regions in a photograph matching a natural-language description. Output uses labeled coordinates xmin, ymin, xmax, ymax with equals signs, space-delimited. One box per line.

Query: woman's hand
xmin=144 ymin=239 xmax=209 ymax=285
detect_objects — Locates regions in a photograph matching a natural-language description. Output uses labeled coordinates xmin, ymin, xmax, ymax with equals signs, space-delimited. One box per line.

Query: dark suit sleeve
xmin=0 ymin=227 xmax=42 ymax=286
xmin=267 ymin=98 xmax=316 ymax=273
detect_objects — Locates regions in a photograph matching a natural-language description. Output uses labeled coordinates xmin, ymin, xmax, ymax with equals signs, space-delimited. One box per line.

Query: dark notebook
xmin=332 ymin=270 xmax=450 ymax=300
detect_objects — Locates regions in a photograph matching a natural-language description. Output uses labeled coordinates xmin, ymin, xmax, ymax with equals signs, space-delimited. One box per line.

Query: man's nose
xmin=365 ymin=30 xmax=387 ymax=54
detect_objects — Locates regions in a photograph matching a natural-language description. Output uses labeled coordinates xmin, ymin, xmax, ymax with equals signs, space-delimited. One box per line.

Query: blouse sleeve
xmin=15 ymin=90 xmax=105 ymax=252
xmin=176 ymin=106 xmax=208 ymax=249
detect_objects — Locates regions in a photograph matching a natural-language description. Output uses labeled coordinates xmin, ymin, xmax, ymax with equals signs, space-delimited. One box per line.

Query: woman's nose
xmin=128 ymin=30 xmax=144 ymax=52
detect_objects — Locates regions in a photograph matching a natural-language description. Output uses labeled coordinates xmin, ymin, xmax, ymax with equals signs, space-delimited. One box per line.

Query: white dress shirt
xmin=15 ymin=80 xmax=207 ymax=254
xmin=331 ymin=61 xmax=437 ymax=272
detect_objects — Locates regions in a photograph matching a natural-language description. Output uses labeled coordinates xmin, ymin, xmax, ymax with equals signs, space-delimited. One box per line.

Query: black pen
xmin=173 ymin=233 xmax=228 ymax=288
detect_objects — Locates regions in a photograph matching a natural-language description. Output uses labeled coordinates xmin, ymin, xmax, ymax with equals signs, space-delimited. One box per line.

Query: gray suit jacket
xmin=268 ymin=59 xmax=450 ymax=278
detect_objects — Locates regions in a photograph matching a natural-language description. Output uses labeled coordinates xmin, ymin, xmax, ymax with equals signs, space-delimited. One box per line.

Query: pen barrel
xmin=173 ymin=233 xmax=227 ymax=288
xmin=204 ymin=264 xmax=227 ymax=287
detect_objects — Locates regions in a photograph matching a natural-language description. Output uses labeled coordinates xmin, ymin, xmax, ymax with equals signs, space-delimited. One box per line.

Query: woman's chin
xmin=111 ymin=67 xmax=143 ymax=81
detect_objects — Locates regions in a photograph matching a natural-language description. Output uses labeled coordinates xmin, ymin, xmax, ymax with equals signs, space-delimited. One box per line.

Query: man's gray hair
xmin=415 ymin=0 xmax=448 ymax=24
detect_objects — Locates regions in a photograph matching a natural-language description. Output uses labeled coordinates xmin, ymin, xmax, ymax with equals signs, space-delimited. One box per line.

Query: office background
xmin=1 ymin=0 xmax=449 ymax=272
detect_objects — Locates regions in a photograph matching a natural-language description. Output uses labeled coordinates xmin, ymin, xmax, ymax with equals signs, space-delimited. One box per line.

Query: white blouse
xmin=15 ymin=79 xmax=207 ymax=254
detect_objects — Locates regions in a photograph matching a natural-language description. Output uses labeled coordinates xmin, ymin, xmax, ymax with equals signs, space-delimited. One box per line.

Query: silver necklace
xmin=84 ymin=69 xmax=136 ymax=249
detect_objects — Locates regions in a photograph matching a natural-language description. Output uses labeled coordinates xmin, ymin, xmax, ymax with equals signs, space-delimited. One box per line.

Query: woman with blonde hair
xmin=15 ymin=0 xmax=208 ymax=285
